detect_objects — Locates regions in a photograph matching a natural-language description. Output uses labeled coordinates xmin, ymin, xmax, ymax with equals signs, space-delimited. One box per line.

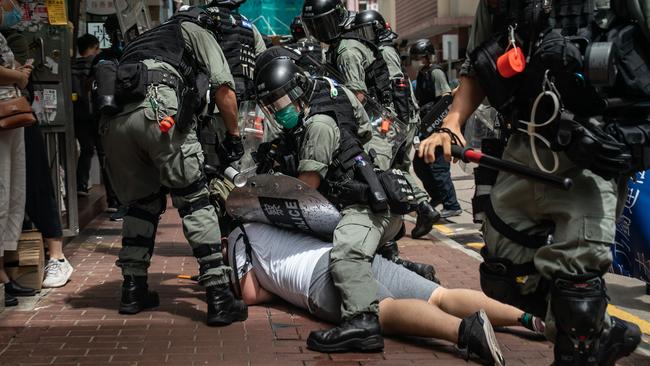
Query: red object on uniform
xmin=497 ymin=47 xmax=526 ymax=78
xmin=159 ymin=116 xmax=175 ymax=133
xmin=380 ymin=119 xmax=391 ymax=134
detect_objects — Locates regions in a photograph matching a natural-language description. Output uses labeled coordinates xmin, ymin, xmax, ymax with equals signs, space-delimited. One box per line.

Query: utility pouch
xmin=391 ymin=78 xmax=410 ymax=122
xmin=94 ymin=59 xmax=120 ymax=116
xmin=378 ymin=169 xmax=417 ymax=214
xmin=176 ymin=73 xmax=209 ymax=133
xmin=116 ymin=62 xmax=148 ymax=104
xmin=470 ymin=36 xmax=518 ymax=111
xmin=607 ymin=121 xmax=650 ymax=172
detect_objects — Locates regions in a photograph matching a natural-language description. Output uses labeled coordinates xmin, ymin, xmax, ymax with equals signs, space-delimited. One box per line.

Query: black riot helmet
xmin=352 ymin=10 xmax=396 ymax=44
xmin=206 ymin=0 xmax=246 ymax=9
xmin=410 ymin=38 xmax=436 ymax=62
xmin=255 ymin=57 xmax=314 ymax=130
xmin=290 ymin=16 xmax=306 ymax=42
xmin=301 ymin=0 xmax=347 ymax=44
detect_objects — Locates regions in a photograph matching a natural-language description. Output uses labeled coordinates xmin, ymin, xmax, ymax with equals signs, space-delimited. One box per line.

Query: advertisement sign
xmin=612 ymin=171 xmax=650 ymax=282
xmin=239 ymin=0 xmax=303 ymax=35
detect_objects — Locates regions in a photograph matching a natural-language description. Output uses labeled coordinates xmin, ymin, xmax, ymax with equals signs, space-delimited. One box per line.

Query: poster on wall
xmin=45 ymin=0 xmax=67 ymax=25
xmin=239 ymin=0 xmax=303 ymax=36
xmin=612 ymin=171 xmax=650 ymax=282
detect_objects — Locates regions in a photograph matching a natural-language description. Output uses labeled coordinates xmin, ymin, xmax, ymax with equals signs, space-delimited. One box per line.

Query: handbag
xmin=0 ymin=95 xmax=37 ymax=130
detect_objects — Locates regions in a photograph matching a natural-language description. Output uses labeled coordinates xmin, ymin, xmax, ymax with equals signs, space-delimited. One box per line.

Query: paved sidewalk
xmin=1 ymin=205 xmax=648 ymax=366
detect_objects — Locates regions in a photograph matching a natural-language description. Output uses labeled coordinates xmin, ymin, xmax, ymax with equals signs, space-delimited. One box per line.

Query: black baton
xmin=451 ymin=145 xmax=573 ymax=191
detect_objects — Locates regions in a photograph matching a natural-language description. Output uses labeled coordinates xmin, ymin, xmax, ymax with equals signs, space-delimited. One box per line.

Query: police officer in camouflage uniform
xmin=418 ymin=1 xmax=644 ymax=364
xmin=409 ymin=39 xmax=463 ymax=219
xmin=302 ymin=0 xmax=440 ymax=239
xmin=191 ymin=0 xmax=267 ymax=169
xmin=99 ymin=7 xmax=247 ymax=326
xmin=254 ymin=56 xmax=406 ymax=353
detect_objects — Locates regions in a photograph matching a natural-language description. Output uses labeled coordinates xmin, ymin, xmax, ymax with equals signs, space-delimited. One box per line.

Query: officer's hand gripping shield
xmin=226 ymin=174 xmax=342 ymax=241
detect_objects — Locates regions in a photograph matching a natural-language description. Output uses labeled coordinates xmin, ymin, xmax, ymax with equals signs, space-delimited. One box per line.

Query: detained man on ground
xmin=227 ymin=223 xmax=545 ymax=366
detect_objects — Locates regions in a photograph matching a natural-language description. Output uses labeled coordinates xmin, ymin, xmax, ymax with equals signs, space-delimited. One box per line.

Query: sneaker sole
xmin=306 ymin=334 xmax=384 ymax=353
xmin=478 ymin=309 xmax=506 ymax=366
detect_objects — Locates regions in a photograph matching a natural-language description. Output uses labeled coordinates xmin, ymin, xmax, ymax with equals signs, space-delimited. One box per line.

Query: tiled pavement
xmin=1 ymin=205 xmax=649 ymax=366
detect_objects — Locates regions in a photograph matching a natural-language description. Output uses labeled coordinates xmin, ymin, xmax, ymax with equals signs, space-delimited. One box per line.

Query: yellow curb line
xmin=608 ymin=304 xmax=650 ymax=335
xmin=433 ymin=224 xmax=453 ymax=235
xmin=465 ymin=242 xmax=485 ymax=250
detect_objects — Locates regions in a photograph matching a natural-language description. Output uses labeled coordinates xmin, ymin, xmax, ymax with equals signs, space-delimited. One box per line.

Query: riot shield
xmin=113 ymin=0 xmax=152 ymax=44
xmin=226 ymin=174 xmax=342 ymax=241
xmin=364 ymin=101 xmax=409 ymax=168
xmin=231 ymin=100 xmax=265 ymax=181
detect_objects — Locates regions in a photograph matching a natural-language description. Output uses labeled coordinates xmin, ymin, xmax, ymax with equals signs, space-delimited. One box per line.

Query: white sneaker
xmin=42 ymin=258 xmax=74 ymax=288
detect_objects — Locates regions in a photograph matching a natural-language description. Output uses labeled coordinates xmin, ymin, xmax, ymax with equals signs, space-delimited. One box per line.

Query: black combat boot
xmin=411 ymin=201 xmax=440 ymax=239
xmin=378 ymin=241 xmax=440 ymax=284
xmin=307 ymin=313 xmax=383 ymax=353
xmin=119 ymin=275 xmax=159 ymax=314
xmin=457 ymin=310 xmax=505 ymax=366
xmin=597 ymin=316 xmax=641 ymax=366
xmin=205 ymin=284 xmax=248 ymax=326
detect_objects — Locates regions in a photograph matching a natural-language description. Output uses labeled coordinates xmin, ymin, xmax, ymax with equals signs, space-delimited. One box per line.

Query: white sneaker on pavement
xmin=42 ymin=258 xmax=74 ymax=288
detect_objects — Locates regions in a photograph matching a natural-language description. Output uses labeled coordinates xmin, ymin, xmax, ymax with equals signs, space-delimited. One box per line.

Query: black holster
xmin=94 ymin=60 xmax=121 ymax=116
xmin=392 ymin=77 xmax=410 ymax=122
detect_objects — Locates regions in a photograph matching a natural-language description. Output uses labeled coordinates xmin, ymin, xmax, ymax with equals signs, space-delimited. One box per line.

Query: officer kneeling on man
xmin=253 ymin=55 xmax=428 ymax=352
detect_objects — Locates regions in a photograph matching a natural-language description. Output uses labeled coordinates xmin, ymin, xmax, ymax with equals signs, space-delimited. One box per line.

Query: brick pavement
xmin=1 ymin=204 xmax=649 ymax=366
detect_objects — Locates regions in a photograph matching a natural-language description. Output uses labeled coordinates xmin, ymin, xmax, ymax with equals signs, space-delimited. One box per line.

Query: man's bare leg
xmin=379 ymin=297 xmax=461 ymax=342
xmin=429 ymin=288 xmax=526 ymax=327
xmin=45 ymin=237 xmax=65 ymax=260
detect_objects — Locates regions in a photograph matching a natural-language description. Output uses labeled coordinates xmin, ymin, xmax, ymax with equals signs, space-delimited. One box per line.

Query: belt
xmin=147 ymin=70 xmax=184 ymax=91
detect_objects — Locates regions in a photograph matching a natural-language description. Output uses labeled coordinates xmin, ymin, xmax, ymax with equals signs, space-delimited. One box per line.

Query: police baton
xmin=451 ymin=145 xmax=574 ymax=191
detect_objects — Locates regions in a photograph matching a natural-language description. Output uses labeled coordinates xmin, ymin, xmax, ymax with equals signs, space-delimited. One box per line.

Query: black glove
xmin=217 ymin=132 xmax=244 ymax=164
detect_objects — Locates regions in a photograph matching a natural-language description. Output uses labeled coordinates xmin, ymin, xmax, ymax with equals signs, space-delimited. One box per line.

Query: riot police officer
xmin=409 ymin=39 xmax=463 ymax=219
xmin=418 ymin=1 xmax=645 ymax=364
xmin=350 ymin=11 xmax=441 ymax=238
xmin=99 ymin=7 xmax=247 ymax=326
xmin=254 ymin=57 xmax=408 ymax=352
xmin=302 ymin=0 xmax=440 ymax=239
xmin=196 ymin=0 xmax=266 ymax=168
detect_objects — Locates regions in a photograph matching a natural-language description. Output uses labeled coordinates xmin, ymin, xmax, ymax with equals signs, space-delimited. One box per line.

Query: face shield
xmin=257 ymin=75 xmax=311 ymax=130
xmin=353 ymin=23 xmax=376 ymax=43
xmin=302 ymin=7 xmax=345 ymax=43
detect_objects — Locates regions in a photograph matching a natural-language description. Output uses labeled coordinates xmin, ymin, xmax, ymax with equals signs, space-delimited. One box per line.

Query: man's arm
xmin=182 ymin=23 xmax=239 ymax=136
xmin=417 ymin=75 xmax=485 ymax=163
xmin=432 ymin=68 xmax=452 ymax=97
xmin=214 ymin=85 xmax=240 ymax=136
xmin=240 ymin=271 xmax=275 ymax=305
xmin=297 ymin=117 xmax=340 ymax=189
xmin=336 ymin=43 xmax=369 ymax=103
xmin=252 ymin=25 xmax=267 ymax=56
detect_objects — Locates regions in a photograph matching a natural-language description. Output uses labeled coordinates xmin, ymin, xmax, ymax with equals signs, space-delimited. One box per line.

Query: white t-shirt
xmin=227 ymin=223 xmax=332 ymax=310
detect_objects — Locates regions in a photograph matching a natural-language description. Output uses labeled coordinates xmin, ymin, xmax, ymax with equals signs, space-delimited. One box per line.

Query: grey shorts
xmin=308 ymin=253 xmax=439 ymax=324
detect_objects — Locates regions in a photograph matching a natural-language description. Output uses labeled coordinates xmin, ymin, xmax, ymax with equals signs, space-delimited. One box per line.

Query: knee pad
xmin=551 ymin=274 xmax=607 ymax=365
xmin=479 ymin=257 xmax=548 ymax=318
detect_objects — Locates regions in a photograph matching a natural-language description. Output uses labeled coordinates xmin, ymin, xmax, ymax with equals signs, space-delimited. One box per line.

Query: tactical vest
xmin=329 ymin=33 xmax=393 ymax=107
xmin=305 ymin=79 xmax=369 ymax=205
xmin=120 ymin=9 xmax=205 ymax=90
xmin=205 ymin=5 xmax=257 ymax=100
xmin=415 ymin=65 xmax=444 ymax=106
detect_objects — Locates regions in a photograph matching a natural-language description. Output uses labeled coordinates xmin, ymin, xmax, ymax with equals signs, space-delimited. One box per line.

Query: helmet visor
xmin=258 ymin=78 xmax=309 ymax=129
xmin=302 ymin=9 xmax=343 ymax=43
xmin=353 ymin=24 xmax=376 ymax=42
